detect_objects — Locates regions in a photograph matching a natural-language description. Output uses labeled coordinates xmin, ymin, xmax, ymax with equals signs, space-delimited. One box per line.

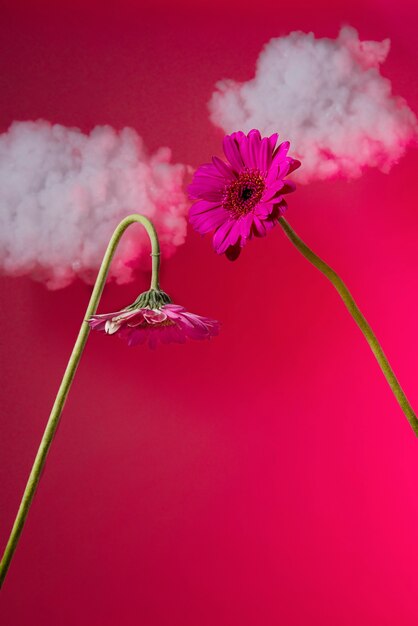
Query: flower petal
xmin=266 ymin=142 xmax=291 ymax=183
xmin=287 ymin=158 xmax=301 ymax=174
xmin=221 ymin=220 xmax=241 ymax=252
xmin=252 ymin=215 xmax=267 ymax=237
xmin=258 ymin=137 xmax=270 ymax=172
xmin=194 ymin=162 xmax=227 ymax=180
xmin=189 ymin=199 xmax=222 ymax=217
xmin=248 ymin=129 xmax=262 ymax=141
xmin=273 ymin=140 xmax=290 ymax=161
xmin=212 ymin=156 xmax=236 ymax=180
xmin=187 ymin=185 xmax=224 ymax=202
xmin=280 ymin=180 xmax=297 ymax=194
xmin=255 ymin=201 xmax=275 ymax=218
xmin=268 ymin=133 xmax=279 ymax=153
xmin=143 ymin=309 xmax=168 ymax=324
xmin=239 ymin=213 xmax=254 ymax=241
xmin=105 ymin=320 xmax=122 ymax=334
xmin=248 ymin=130 xmax=262 ymax=169
xmin=262 ymin=179 xmax=286 ymax=201
xmin=225 ymin=243 xmax=242 ymax=261
xmin=212 ymin=219 xmax=236 ymax=254
xmin=236 ymin=134 xmax=252 ymax=169
xmin=190 ymin=207 xmax=230 ymax=234
xmin=223 ymin=134 xmax=245 ymax=172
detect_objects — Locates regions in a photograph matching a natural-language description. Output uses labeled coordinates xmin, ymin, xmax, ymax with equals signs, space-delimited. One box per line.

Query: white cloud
xmin=0 ymin=120 xmax=189 ymax=288
xmin=209 ymin=27 xmax=417 ymax=182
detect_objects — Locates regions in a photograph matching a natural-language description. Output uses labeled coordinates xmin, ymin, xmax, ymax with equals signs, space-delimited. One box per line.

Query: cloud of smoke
xmin=209 ymin=27 xmax=418 ymax=183
xmin=0 ymin=120 xmax=189 ymax=289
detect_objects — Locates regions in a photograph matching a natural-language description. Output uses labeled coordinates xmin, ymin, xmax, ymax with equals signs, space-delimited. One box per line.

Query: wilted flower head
xmin=188 ymin=129 xmax=300 ymax=260
xmin=88 ymin=290 xmax=219 ymax=349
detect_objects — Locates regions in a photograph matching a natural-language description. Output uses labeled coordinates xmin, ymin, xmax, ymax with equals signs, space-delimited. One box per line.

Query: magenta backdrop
xmin=1 ymin=1 xmax=418 ymax=624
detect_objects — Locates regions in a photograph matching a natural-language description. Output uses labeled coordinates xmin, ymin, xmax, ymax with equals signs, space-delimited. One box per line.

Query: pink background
xmin=1 ymin=1 xmax=418 ymax=624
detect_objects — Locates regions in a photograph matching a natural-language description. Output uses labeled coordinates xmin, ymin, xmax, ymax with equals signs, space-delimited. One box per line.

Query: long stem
xmin=0 ymin=214 xmax=161 ymax=588
xmin=278 ymin=216 xmax=418 ymax=437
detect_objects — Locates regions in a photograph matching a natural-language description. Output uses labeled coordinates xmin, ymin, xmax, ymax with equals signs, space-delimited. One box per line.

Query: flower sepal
xmin=130 ymin=288 xmax=172 ymax=310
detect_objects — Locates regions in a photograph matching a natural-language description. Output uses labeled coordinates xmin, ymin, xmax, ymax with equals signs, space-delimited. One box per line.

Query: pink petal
xmin=123 ymin=327 xmax=147 ymax=347
xmin=223 ymin=135 xmax=245 ymax=172
xmin=252 ymin=215 xmax=267 ymax=237
xmin=266 ymin=143 xmax=291 ymax=183
xmin=280 ymin=180 xmax=296 ymax=194
xmin=191 ymin=207 xmax=230 ymax=234
xmin=239 ymin=213 xmax=254 ymax=240
xmin=163 ymin=304 xmax=185 ymax=314
xmin=194 ymin=162 xmax=227 ymax=180
xmin=273 ymin=140 xmax=290 ymax=161
xmin=255 ymin=201 xmax=275 ymax=218
xmin=248 ymin=129 xmax=262 ymax=141
xmin=188 ymin=172 xmax=225 ymax=197
xmin=258 ymin=137 xmax=270 ymax=171
xmin=225 ymin=244 xmax=242 ymax=261
xmin=147 ymin=332 xmax=159 ymax=350
xmin=212 ymin=219 xmax=236 ymax=254
xmin=268 ymin=133 xmax=279 ymax=153
xmin=189 ymin=199 xmax=222 ymax=217
xmin=212 ymin=156 xmax=236 ymax=180
xmin=88 ymin=309 xmax=130 ymax=331
xmin=169 ymin=326 xmax=188 ymax=344
xmin=262 ymin=179 xmax=286 ymax=201
xmin=278 ymin=199 xmax=288 ymax=215
xmin=188 ymin=185 xmax=224 ymax=202
xmin=236 ymin=135 xmax=253 ymax=169
xmin=248 ymin=131 xmax=262 ymax=169
xmin=218 ymin=220 xmax=241 ymax=253
xmin=230 ymin=130 xmax=247 ymax=143
xmin=143 ymin=309 xmax=167 ymax=324
xmin=287 ymin=158 xmax=301 ymax=174
xmin=280 ymin=159 xmax=293 ymax=176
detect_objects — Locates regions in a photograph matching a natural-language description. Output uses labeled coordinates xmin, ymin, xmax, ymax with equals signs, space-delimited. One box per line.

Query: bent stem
xmin=278 ymin=216 xmax=418 ymax=437
xmin=0 ymin=214 xmax=161 ymax=589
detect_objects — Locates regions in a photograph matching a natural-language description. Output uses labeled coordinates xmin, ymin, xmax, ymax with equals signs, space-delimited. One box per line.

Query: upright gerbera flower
xmin=188 ymin=129 xmax=301 ymax=260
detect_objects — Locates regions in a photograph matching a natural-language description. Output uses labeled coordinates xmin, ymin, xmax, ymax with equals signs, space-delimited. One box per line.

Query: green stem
xmin=0 ymin=214 xmax=161 ymax=589
xmin=278 ymin=216 xmax=418 ymax=437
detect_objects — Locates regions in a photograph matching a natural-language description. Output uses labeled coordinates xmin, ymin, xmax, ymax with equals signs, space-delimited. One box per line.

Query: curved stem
xmin=278 ymin=216 xmax=418 ymax=437
xmin=0 ymin=214 xmax=161 ymax=588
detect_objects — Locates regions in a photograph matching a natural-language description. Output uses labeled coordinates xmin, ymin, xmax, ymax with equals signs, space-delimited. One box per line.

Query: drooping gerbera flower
xmin=0 ymin=213 xmax=222 ymax=590
xmin=88 ymin=291 xmax=219 ymax=349
xmin=188 ymin=129 xmax=301 ymax=260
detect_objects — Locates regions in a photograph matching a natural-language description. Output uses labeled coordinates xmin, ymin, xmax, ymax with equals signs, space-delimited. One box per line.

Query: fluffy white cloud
xmin=0 ymin=121 xmax=189 ymax=288
xmin=209 ymin=27 xmax=417 ymax=182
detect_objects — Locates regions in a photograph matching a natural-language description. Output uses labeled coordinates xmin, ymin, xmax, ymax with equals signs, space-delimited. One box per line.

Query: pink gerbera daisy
xmin=188 ymin=129 xmax=301 ymax=260
xmin=88 ymin=299 xmax=219 ymax=349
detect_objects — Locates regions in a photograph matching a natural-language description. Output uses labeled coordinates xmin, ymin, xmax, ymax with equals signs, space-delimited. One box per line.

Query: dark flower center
xmin=241 ymin=188 xmax=253 ymax=200
xmin=223 ymin=169 xmax=265 ymax=217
